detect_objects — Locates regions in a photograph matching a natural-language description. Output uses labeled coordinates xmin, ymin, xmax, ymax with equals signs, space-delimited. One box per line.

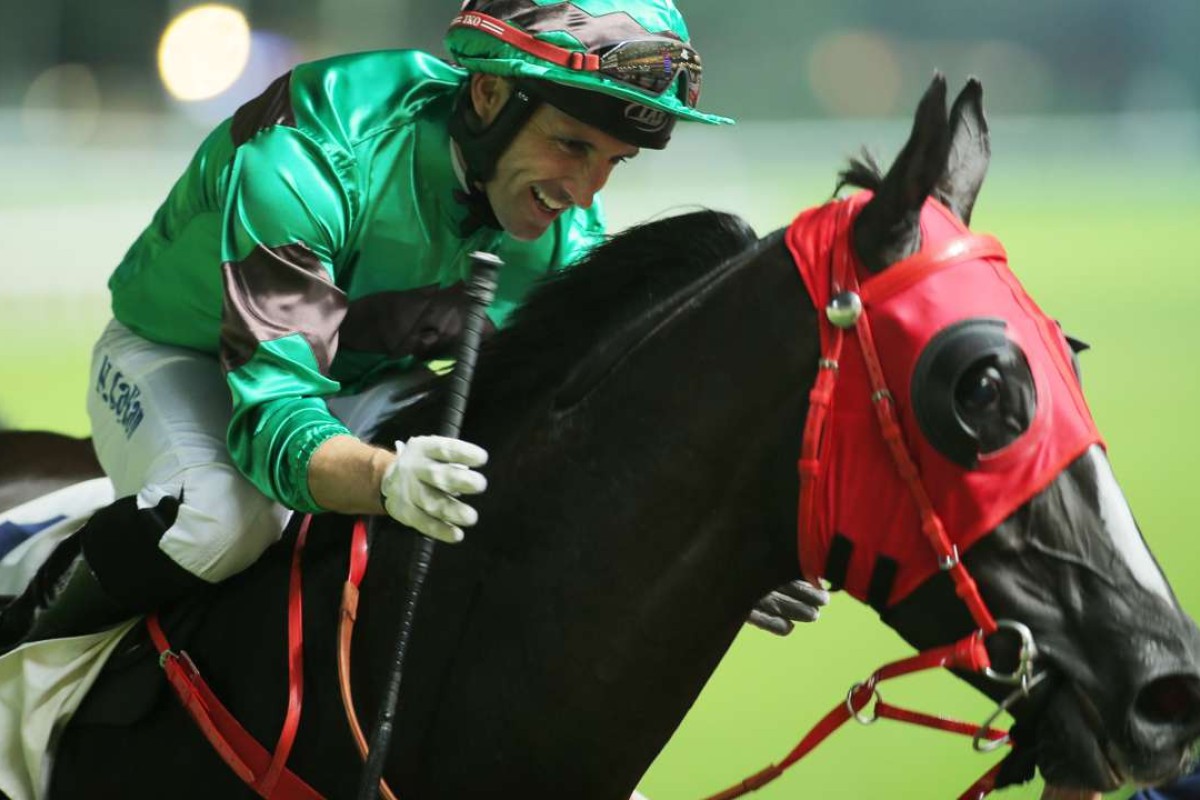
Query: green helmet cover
xmin=445 ymin=0 xmax=734 ymax=126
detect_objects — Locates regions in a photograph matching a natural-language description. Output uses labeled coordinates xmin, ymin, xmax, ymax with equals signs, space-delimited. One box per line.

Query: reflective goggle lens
xmin=595 ymin=38 xmax=703 ymax=108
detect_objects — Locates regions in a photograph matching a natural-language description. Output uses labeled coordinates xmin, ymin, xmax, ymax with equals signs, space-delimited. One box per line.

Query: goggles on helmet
xmin=594 ymin=36 xmax=702 ymax=108
xmin=449 ymin=11 xmax=703 ymax=109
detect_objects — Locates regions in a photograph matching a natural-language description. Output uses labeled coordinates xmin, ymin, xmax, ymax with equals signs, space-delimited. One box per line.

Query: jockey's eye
xmin=956 ymin=362 xmax=1002 ymax=413
xmin=555 ymin=137 xmax=591 ymax=157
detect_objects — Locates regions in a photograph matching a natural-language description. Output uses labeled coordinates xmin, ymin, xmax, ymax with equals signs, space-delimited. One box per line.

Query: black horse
xmin=4 ymin=76 xmax=1199 ymax=799
xmin=0 ymin=431 xmax=99 ymax=515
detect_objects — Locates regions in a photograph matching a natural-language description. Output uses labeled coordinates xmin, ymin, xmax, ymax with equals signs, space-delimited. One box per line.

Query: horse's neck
xmin=355 ymin=234 xmax=821 ymax=797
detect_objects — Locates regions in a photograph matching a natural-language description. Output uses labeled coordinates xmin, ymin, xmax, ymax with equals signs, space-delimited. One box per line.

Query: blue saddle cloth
xmin=0 ymin=516 xmax=66 ymax=562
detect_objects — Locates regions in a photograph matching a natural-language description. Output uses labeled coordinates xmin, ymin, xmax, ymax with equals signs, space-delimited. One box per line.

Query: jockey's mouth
xmin=532 ymin=184 xmax=570 ymax=215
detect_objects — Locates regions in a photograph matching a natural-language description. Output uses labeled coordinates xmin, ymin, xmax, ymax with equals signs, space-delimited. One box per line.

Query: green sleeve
xmin=219 ymin=125 xmax=358 ymax=512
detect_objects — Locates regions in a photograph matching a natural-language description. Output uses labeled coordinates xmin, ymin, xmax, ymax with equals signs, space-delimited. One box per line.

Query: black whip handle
xmin=355 ymin=251 xmax=502 ymax=800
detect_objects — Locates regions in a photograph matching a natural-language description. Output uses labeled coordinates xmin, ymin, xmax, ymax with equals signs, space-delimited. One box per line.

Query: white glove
xmin=380 ymin=435 xmax=489 ymax=543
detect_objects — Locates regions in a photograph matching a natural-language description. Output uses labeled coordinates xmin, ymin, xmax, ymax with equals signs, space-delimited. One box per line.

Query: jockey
xmin=0 ymin=0 xmax=827 ymax=648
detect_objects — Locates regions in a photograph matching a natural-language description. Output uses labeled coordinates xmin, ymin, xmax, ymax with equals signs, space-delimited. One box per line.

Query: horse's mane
xmin=476 ymin=210 xmax=759 ymax=404
xmin=373 ymin=209 xmax=758 ymax=445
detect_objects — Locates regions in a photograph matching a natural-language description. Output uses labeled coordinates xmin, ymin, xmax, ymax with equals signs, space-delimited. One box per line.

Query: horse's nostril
xmin=1135 ymin=675 xmax=1200 ymax=728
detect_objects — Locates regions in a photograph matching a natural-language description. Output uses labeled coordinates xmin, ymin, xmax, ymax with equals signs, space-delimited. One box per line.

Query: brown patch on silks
xmin=219 ymin=243 xmax=348 ymax=373
xmin=337 ymin=283 xmax=496 ymax=360
xmin=231 ymin=71 xmax=295 ymax=146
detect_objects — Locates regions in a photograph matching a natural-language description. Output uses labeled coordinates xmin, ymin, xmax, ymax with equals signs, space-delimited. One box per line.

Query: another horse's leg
xmin=0 ymin=432 xmax=102 ymax=514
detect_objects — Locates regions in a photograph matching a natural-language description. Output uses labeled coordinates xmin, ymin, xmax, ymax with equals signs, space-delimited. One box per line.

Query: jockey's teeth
xmin=533 ymin=185 xmax=566 ymax=211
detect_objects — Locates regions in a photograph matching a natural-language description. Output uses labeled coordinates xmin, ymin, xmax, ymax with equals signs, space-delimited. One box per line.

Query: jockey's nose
xmin=568 ymin=159 xmax=615 ymax=210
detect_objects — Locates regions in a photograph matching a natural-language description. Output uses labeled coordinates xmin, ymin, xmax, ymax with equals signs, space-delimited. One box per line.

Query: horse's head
xmin=796 ymin=75 xmax=1200 ymax=792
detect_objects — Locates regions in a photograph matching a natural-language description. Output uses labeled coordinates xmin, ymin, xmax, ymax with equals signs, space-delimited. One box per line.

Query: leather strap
xmin=449 ymin=12 xmax=602 ymax=71
xmin=147 ymin=514 xmax=319 ymax=799
xmin=261 ymin=510 xmax=311 ymax=795
xmin=702 ymin=634 xmax=1006 ymax=800
xmin=858 ymin=234 xmax=1007 ymax=307
xmin=957 ymin=762 xmax=1003 ymax=800
xmin=845 ymin=244 xmax=999 ymax=634
xmin=338 ymin=517 xmax=399 ymax=800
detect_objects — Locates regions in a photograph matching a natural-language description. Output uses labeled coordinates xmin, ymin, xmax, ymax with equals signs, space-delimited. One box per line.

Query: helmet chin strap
xmin=449 ymin=79 xmax=539 ymax=185
xmin=447 ymin=80 xmax=540 ymax=236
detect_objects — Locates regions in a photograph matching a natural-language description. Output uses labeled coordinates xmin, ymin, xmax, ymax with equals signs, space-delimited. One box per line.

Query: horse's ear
xmin=933 ymin=78 xmax=990 ymax=226
xmin=853 ymin=73 xmax=951 ymax=273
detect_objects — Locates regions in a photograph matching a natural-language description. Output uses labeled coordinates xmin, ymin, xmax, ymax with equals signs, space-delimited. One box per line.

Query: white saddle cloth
xmin=0 ymin=478 xmax=136 ymax=800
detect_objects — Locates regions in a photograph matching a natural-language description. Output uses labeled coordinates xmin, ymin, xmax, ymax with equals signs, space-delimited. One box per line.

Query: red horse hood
xmin=787 ymin=192 xmax=1103 ymax=608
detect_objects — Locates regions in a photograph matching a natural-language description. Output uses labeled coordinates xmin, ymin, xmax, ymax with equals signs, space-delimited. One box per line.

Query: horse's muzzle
xmin=1034 ymin=668 xmax=1200 ymax=791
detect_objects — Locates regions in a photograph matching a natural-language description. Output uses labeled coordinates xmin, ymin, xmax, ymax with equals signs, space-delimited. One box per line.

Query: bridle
xmin=702 ymin=197 xmax=1071 ymax=799
xmin=801 ymin=205 xmax=1039 ymax=673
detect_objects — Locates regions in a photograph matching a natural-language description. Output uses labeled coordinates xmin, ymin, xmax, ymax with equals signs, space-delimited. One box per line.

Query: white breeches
xmin=87 ymin=320 xmax=423 ymax=583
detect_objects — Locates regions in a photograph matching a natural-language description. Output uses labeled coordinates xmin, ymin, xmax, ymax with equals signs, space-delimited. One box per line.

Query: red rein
xmin=149 ymin=516 xmax=1008 ymax=800
xmin=148 ymin=514 xmax=319 ymax=799
xmin=147 ymin=515 xmax=391 ymax=800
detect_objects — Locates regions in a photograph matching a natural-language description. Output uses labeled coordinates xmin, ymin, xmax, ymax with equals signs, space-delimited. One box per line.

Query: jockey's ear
xmin=469 ymin=73 xmax=514 ymax=128
xmin=934 ymin=78 xmax=990 ymax=227
xmin=852 ymin=73 xmax=951 ymax=273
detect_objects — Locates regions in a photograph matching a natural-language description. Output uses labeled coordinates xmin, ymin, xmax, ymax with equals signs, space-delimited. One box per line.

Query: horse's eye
xmin=957 ymin=364 xmax=1002 ymax=413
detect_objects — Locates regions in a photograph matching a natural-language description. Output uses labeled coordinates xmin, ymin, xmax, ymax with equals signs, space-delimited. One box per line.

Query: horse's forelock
xmin=836 ymin=151 xmax=884 ymax=195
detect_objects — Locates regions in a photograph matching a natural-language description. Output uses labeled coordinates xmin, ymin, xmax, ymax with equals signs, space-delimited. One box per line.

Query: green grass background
xmin=1 ymin=148 xmax=1197 ymax=799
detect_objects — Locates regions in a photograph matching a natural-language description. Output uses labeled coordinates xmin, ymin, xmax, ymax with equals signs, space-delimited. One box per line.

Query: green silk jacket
xmin=107 ymin=50 xmax=606 ymax=512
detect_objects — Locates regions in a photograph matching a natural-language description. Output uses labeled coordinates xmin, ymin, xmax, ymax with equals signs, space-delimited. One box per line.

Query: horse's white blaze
xmin=1089 ymin=446 xmax=1174 ymax=605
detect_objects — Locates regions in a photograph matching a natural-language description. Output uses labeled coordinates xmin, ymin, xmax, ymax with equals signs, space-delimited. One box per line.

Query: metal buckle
xmin=846 ymin=681 xmax=882 ymax=725
xmin=973 ymin=670 xmax=1048 ymax=752
xmin=982 ymin=620 xmax=1038 ymax=689
xmin=938 ymin=544 xmax=960 ymax=571
xmin=972 ymin=620 xmax=1045 ymax=753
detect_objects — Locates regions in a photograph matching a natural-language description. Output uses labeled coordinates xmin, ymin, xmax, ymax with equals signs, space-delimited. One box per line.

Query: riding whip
xmin=356 ymin=251 xmax=502 ymax=800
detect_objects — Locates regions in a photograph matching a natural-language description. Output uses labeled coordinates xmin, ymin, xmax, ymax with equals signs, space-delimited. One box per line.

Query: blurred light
xmin=20 ymin=63 xmax=102 ymax=146
xmin=158 ymin=4 xmax=251 ymax=101
xmin=174 ymin=30 xmax=300 ymax=126
xmin=808 ymin=31 xmax=903 ymax=118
